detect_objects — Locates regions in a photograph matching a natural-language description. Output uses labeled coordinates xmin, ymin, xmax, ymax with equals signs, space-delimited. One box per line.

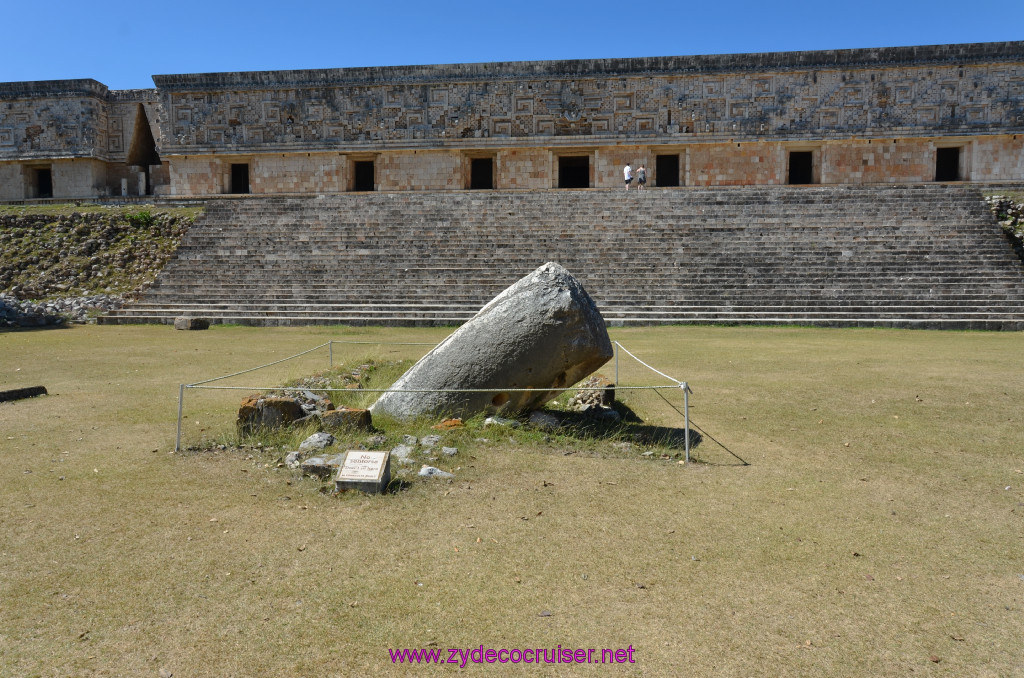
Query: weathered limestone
xmin=237 ymin=395 xmax=305 ymax=435
xmin=418 ymin=465 xmax=454 ymax=479
xmin=484 ymin=416 xmax=521 ymax=429
xmin=3 ymin=42 xmax=1024 ymax=200
xmin=419 ymin=434 xmax=442 ymax=449
xmin=300 ymin=452 xmax=348 ymax=479
xmin=321 ymin=407 xmax=372 ymax=431
xmin=173 ymin=316 xmax=210 ymax=330
xmin=370 ymin=262 xmax=612 ymax=420
xmin=390 ymin=445 xmax=416 ymax=466
xmin=298 ymin=432 xmax=336 ymax=453
xmin=567 ymin=374 xmax=616 ymax=410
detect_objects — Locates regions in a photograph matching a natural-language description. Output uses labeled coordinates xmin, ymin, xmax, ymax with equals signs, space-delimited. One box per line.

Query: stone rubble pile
xmin=566 ymin=374 xmax=620 ymax=422
xmin=0 ymin=209 xmax=192 ymax=301
xmin=0 ymin=293 xmax=124 ymax=327
xmin=246 ymin=363 xmax=383 ymax=428
xmin=985 ymin=194 xmax=1024 ymax=241
xmin=280 ymin=430 xmax=459 ymax=485
xmin=279 ymin=364 xmax=374 ymax=399
xmin=566 ymin=375 xmax=615 ymax=409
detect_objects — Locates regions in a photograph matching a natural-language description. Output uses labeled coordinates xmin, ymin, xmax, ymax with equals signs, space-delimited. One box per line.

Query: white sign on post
xmin=336 ymin=450 xmax=390 ymax=494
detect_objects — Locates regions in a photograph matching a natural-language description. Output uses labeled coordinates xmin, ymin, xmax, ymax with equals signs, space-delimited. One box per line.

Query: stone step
xmin=139 ymin=285 xmax=1024 ymax=297
xmin=98 ymin=313 xmax=1024 ymax=331
xmin=107 ymin=306 xmax=1024 ymax=319
xmin=108 ymin=184 xmax=1024 ymax=328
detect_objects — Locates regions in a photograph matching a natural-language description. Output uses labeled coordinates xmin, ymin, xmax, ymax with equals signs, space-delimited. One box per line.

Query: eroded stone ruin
xmin=370 ymin=262 xmax=613 ymax=420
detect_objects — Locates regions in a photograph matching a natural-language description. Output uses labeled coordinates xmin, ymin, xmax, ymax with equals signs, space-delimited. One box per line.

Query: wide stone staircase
xmin=100 ymin=184 xmax=1024 ymax=329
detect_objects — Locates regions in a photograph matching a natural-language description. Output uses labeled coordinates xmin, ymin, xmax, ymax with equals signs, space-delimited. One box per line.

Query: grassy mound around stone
xmin=213 ymin=358 xmax=698 ymax=493
xmin=0 ymin=203 xmax=203 ymax=301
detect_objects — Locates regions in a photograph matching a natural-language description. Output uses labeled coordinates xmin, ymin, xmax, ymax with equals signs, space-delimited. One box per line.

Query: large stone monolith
xmin=369 ymin=262 xmax=612 ymax=420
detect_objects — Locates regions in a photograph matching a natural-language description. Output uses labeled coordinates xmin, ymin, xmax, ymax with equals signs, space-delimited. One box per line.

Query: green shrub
xmin=127 ymin=209 xmax=155 ymax=228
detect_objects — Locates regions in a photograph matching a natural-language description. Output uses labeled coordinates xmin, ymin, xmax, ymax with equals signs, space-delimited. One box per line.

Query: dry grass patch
xmin=0 ymin=203 xmax=204 ymax=219
xmin=0 ymin=324 xmax=1022 ymax=676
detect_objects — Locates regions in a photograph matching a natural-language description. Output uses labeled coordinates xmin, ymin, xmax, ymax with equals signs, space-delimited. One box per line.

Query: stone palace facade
xmin=1 ymin=41 xmax=1023 ymax=200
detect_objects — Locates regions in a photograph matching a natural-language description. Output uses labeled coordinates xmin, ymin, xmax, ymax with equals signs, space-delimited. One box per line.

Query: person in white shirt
xmin=623 ymin=163 xmax=633 ymax=191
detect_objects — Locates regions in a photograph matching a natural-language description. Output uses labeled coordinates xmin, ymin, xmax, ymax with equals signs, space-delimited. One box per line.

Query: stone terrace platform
xmin=100 ymin=185 xmax=1024 ymax=330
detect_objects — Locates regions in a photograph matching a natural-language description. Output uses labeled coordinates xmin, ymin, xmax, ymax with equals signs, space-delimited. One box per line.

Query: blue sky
xmin=2 ymin=0 xmax=1021 ymax=89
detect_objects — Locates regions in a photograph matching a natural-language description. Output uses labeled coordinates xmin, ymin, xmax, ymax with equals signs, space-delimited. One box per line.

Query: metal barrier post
xmin=683 ymin=382 xmax=691 ymax=463
xmin=329 ymin=341 xmax=333 ymax=368
xmin=175 ymin=383 xmax=185 ymax=453
xmin=614 ymin=341 xmax=619 ymax=385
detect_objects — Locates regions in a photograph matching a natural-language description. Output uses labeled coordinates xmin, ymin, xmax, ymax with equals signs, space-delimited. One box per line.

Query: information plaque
xmin=335 ymin=450 xmax=390 ymax=494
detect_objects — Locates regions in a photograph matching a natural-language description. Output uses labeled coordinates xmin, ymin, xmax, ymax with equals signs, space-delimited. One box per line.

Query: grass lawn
xmin=0 ymin=204 xmax=204 ymax=219
xmin=1 ymin=324 xmax=1022 ymax=677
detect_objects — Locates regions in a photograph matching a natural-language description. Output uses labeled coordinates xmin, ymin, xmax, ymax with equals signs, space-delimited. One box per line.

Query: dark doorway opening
xmin=788 ymin=151 xmax=813 ymax=184
xmin=558 ymin=156 xmax=589 ymax=188
xmin=470 ymin=158 xmax=494 ymax=189
xmin=127 ymin=104 xmax=161 ymax=195
xmin=656 ymin=154 xmax=680 ymax=187
xmin=35 ymin=168 xmax=53 ymax=199
xmin=935 ymin=147 xmax=960 ymax=181
xmin=354 ymin=161 xmax=375 ymax=191
xmin=230 ymin=163 xmax=250 ymax=194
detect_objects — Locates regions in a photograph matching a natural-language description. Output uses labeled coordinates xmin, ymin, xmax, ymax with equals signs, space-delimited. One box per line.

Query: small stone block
xmin=298 ymin=431 xmax=336 ymax=452
xmin=301 ymin=452 xmax=348 ymax=479
xmin=390 ymin=444 xmax=416 ymax=466
xmin=237 ymin=395 xmax=305 ymax=435
xmin=418 ymin=465 xmax=454 ymax=479
xmin=0 ymin=386 xmax=47 ymax=403
xmin=335 ymin=450 xmax=390 ymax=494
xmin=484 ymin=416 xmax=520 ymax=429
xmin=419 ymin=434 xmax=442 ymax=448
xmin=321 ymin=407 xmax=372 ymax=431
xmin=174 ymin=317 xmax=210 ymax=330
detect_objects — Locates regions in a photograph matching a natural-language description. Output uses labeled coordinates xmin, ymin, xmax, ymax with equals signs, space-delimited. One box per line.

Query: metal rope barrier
xmin=613 ymin=341 xmax=685 ymax=386
xmin=183 ymin=384 xmax=679 ymax=393
xmin=189 ymin=342 xmax=331 ymax=386
xmin=175 ymin=337 xmax=696 ymax=458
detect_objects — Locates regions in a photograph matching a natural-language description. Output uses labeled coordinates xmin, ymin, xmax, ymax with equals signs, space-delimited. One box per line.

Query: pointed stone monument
xmin=370 ymin=262 xmax=612 ymax=420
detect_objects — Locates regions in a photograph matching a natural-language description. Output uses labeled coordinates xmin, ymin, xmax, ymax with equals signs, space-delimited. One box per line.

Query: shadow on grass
xmin=384 ymin=478 xmax=414 ymax=494
xmin=0 ymin=323 xmax=72 ymax=333
xmin=556 ymin=407 xmax=704 ymax=451
xmin=319 ymin=478 xmax=415 ymax=496
xmin=687 ymin=451 xmax=749 ymax=467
